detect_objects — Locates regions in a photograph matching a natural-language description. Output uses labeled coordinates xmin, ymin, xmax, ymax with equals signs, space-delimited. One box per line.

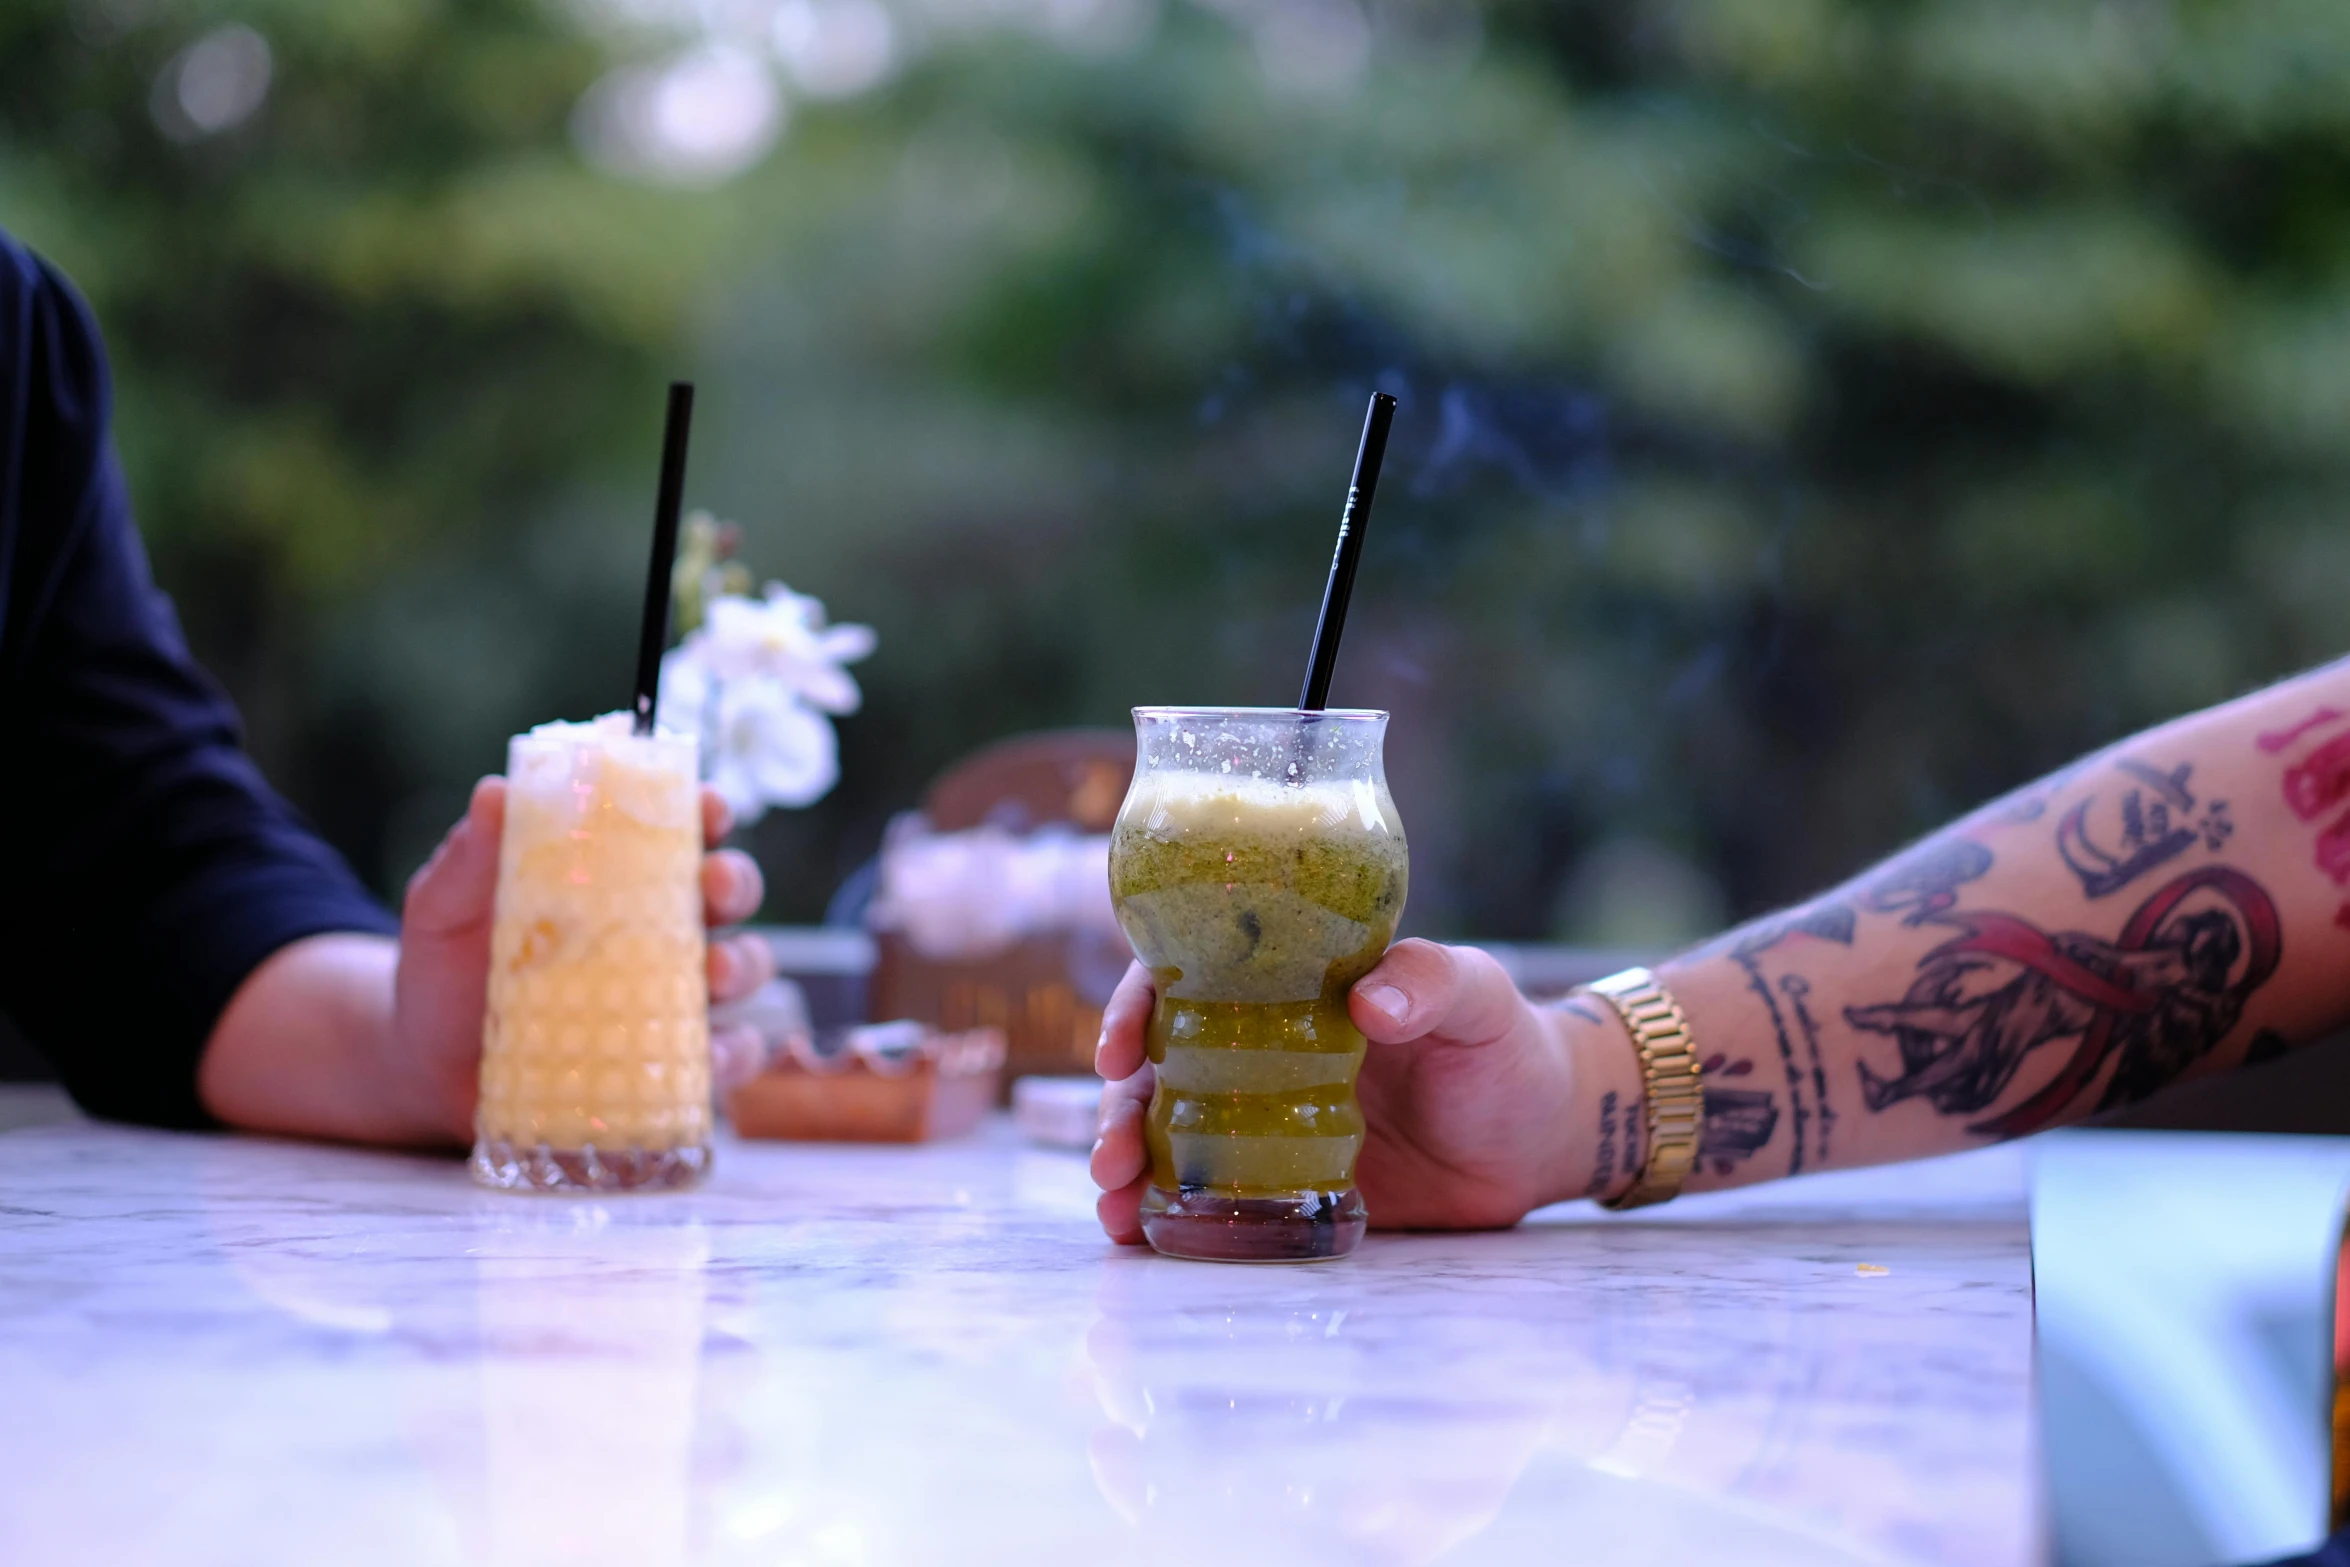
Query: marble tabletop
xmin=0 ymin=1088 xmax=2037 ymax=1567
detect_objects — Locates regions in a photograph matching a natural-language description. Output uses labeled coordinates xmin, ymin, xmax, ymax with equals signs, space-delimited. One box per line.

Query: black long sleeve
xmin=0 ymin=232 xmax=395 ymax=1128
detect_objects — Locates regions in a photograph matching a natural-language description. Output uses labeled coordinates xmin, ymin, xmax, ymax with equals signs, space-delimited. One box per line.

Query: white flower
xmin=657 ymin=580 xmax=874 ymax=823
xmin=711 ymin=675 xmax=840 ymax=815
xmin=698 ymin=584 xmax=876 ymax=713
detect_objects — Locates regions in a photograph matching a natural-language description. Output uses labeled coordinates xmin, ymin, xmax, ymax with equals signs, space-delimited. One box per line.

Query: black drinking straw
xmin=1297 ymin=391 xmax=1397 ymax=711
xmin=632 ymin=381 xmax=696 ymax=736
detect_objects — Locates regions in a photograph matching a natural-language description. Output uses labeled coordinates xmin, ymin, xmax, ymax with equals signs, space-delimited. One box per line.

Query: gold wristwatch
xmin=1583 ymin=966 xmax=1704 ymax=1210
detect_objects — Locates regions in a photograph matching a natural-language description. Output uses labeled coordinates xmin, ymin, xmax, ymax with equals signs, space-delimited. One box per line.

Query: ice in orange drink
xmin=471 ymin=714 xmax=712 ymax=1191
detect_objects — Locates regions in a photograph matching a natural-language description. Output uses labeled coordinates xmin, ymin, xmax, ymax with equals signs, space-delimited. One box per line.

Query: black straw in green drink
xmin=632 ymin=381 xmax=696 ymax=736
xmin=1298 ymin=391 xmax=1397 ymax=711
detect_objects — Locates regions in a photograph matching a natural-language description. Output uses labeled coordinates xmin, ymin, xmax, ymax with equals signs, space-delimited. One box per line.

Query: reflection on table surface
xmin=0 ymin=1097 xmax=2033 ymax=1566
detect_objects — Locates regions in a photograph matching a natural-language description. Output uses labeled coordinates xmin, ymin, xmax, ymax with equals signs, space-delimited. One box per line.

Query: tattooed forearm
xmin=1698 ymin=1052 xmax=1780 ymax=1176
xmin=1699 ymin=899 xmax=1868 ymax=1173
xmin=1655 ymin=663 xmax=2350 ymax=1194
xmin=1582 ymin=1087 xmax=1645 ymax=1199
xmin=2271 ymin=712 xmax=2350 ymax=927
xmin=2057 ymin=757 xmax=2232 ymax=898
xmin=1780 ymin=974 xmax=1834 ymax=1164
xmin=1732 ymin=948 xmax=1811 ymax=1176
xmin=1864 ymin=840 xmax=1992 ymax=925
xmin=1584 ymin=1090 xmax=1619 ymax=1199
xmin=1845 ymin=866 xmax=2282 ymax=1135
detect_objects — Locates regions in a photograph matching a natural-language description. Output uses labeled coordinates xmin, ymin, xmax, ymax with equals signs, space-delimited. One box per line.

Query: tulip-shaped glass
xmin=1109 ymin=708 xmax=1408 ymax=1261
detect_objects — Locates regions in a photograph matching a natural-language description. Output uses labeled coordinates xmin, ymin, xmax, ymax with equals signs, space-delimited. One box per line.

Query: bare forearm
xmin=195 ymin=933 xmax=457 ymax=1147
xmin=1651 ymin=658 xmax=2350 ymax=1191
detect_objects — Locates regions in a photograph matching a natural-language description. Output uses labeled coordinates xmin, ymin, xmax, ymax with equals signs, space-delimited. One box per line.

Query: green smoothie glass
xmin=1109 ymin=707 xmax=1408 ymax=1262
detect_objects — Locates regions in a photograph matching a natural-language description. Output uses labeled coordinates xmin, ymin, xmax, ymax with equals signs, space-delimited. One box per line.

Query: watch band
xmin=1582 ymin=966 xmax=1704 ymax=1211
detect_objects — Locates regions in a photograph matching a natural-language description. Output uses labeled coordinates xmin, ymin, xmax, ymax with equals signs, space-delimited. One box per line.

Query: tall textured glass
xmin=1109 ymin=707 xmax=1408 ymax=1261
xmin=472 ymin=715 xmax=712 ymax=1192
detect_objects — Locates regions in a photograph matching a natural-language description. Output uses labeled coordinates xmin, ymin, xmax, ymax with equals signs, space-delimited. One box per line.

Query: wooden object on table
xmin=870 ymin=729 xmax=1135 ymax=1093
xmin=871 ymin=931 xmax=1127 ymax=1087
xmin=920 ymin=728 xmax=1134 ymax=836
xmin=728 ymin=1025 xmax=1005 ymax=1144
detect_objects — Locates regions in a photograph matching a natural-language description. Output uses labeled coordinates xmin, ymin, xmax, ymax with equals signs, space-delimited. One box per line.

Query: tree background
xmin=4 ymin=0 xmax=2345 ymax=948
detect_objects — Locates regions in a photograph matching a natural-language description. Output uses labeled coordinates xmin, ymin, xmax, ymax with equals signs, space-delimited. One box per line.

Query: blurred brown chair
xmin=870 ymin=730 xmax=1136 ymax=1091
xmin=922 ymin=729 xmax=1134 ymax=836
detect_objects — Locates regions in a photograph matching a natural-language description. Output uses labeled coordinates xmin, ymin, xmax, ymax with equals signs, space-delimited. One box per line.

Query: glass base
xmin=1140 ymin=1185 xmax=1366 ymax=1263
xmin=471 ymin=1136 xmax=711 ymax=1193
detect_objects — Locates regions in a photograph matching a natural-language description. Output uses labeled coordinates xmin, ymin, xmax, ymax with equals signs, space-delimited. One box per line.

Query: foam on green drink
xmin=1110 ymin=770 xmax=1408 ymax=1197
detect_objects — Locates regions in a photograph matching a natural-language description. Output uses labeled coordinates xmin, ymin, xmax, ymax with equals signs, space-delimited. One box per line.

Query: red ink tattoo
xmin=1846 ymin=867 xmax=2284 ymax=1139
xmin=2258 ymin=707 xmax=2346 ymax=755
xmin=2337 ymin=902 xmax=2350 ymax=932
xmin=2321 ymin=810 xmax=2350 ymax=885
xmin=2284 ymin=732 xmax=2350 ymax=821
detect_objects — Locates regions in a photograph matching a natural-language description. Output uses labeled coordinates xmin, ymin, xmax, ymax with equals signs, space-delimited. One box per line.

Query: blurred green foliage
xmin=5 ymin=0 xmax=2348 ymax=943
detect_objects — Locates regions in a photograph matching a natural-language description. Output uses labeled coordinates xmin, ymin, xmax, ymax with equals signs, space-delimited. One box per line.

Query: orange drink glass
xmin=471 ymin=715 xmax=712 ymax=1191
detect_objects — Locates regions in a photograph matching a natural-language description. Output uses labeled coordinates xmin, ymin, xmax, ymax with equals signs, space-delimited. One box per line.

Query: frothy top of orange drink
xmin=507 ymin=712 xmax=699 ymax=829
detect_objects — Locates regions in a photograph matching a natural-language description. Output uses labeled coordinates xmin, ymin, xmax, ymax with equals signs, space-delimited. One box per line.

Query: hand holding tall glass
xmin=472 ymin=715 xmax=712 ymax=1191
xmin=1109 ymin=707 xmax=1407 ymax=1261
